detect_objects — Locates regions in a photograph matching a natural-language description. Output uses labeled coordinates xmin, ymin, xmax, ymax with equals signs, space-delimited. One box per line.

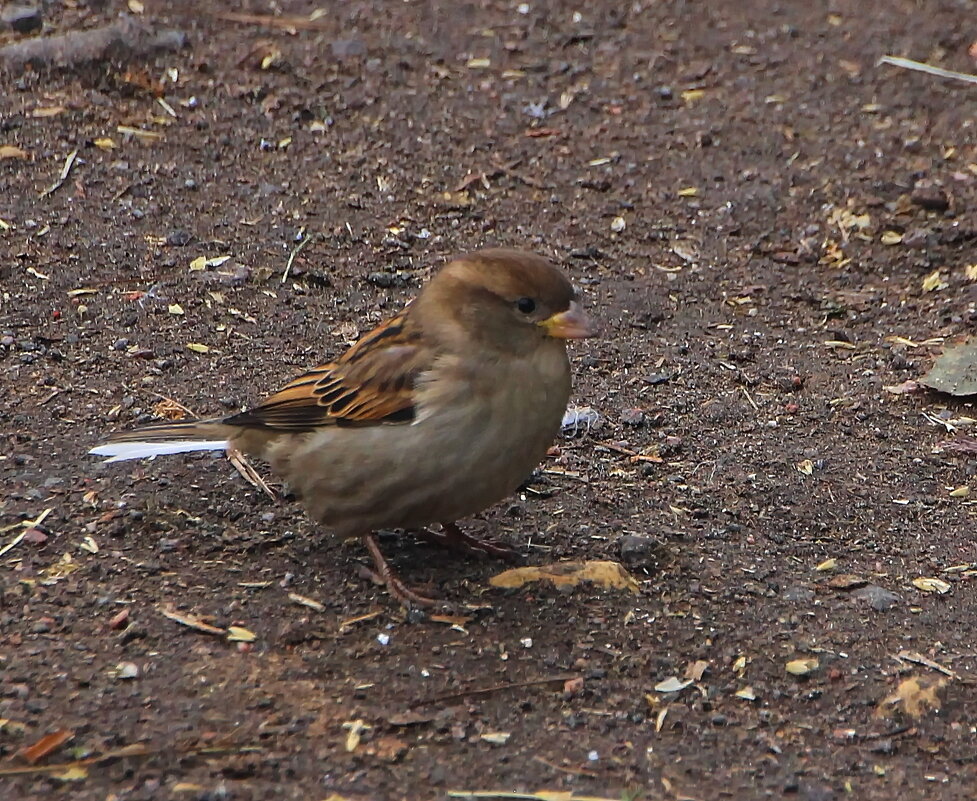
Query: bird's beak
xmin=539 ymin=301 xmax=596 ymax=339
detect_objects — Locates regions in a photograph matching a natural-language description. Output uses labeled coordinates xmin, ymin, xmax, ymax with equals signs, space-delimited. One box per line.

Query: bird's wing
xmin=224 ymin=308 xmax=431 ymax=431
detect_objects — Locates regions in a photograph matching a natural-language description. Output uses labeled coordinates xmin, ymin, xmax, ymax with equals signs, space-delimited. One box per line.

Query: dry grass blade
xmin=215 ymin=11 xmax=334 ymax=31
xmin=160 ymin=607 xmax=225 ymax=636
xmin=410 ymin=674 xmax=578 ymax=708
xmin=227 ymin=446 xmax=278 ymax=500
xmin=0 ymin=742 xmax=259 ymax=778
xmin=879 ymin=55 xmax=977 ymax=86
xmin=39 ymin=149 xmax=79 ymax=198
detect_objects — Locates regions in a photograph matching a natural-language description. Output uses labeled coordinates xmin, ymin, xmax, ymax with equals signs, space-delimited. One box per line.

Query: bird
xmin=90 ymin=248 xmax=595 ymax=606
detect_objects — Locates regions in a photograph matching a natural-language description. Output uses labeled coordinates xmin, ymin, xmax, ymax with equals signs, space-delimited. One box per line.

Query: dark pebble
xmin=851 ymin=584 xmax=900 ymax=611
xmin=166 ymin=229 xmax=193 ymax=247
xmin=2 ymin=5 xmax=42 ymax=34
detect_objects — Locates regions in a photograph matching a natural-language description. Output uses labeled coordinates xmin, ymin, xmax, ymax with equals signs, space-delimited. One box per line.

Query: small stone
xmin=910 ymin=182 xmax=949 ymax=212
xmin=2 ymin=5 xmax=43 ymax=34
xmin=618 ymin=534 xmax=660 ymax=566
xmin=901 ymin=227 xmax=930 ymax=249
xmin=220 ymin=263 xmax=251 ymax=286
xmin=108 ymin=609 xmax=130 ymax=629
xmin=620 ymin=408 xmax=645 ymax=426
xmin=332 ymin=38 xmax=365 ymax=59
xmin=165 ymin=229 xmax=192 ymax=247
xmin=116 ymin=661 xmax=140 ymax=680
xmin=22 ymin=527 xmax=47 ymax=545
xmin=783 ymin=585 xmax=815 ymax=602
xmin=851 ymin=584 xmax=900 ymax=611
xmin=365 ymin=272 xmax=405 ymax=288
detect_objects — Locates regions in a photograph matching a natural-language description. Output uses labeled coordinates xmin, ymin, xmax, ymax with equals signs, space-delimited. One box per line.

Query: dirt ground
xmin=3 ymin=0 xmax=977 ymax=799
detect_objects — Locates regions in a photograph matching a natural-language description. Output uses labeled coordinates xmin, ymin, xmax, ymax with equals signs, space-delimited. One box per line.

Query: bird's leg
xmin=414 ymin=521 xmax=521 ymax=563
xmin=361 ymin=533 xmax=438 ymax=608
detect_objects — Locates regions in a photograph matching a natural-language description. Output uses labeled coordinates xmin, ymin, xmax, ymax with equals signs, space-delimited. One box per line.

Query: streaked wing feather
xmin=225 ymin=311 xmax=428 ymax=431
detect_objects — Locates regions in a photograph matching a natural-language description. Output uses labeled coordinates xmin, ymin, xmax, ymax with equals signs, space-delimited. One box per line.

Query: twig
xmin=531 ymin=754 xmax=599 ymax=777
xmin=740 ymin=385 xmax=759 ymax=412
xmin=447 ymin=792 xmax=618 ymax=801
xmin=879 ymin=55 xmax=977 ymax=86
xmin=214 ymin=11 xmax=333 ymax=31
xmin=0 ymin=742 xmax=260 ymax=778
xmin=895 ymin=650 xmax=959 ymax=679
xmin=39 ymin=149 xmax=79 ymax=198
xmin=281 ymin=234 xmax=312 ymax=284
xmin=0 ymin=507 xmax=54 ymax=557
xmin=410 ymin=673 xmax=578 ymax=708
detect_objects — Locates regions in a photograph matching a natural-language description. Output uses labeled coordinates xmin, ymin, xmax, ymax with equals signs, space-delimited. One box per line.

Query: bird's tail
xmin=89 ymin=419 xmax=232 ymax=463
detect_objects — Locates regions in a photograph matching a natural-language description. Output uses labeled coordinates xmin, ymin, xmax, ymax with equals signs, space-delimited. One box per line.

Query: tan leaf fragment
xmin=488 ymin=560 xmax=639 ymax=594
xmin=227 ymin=626 xmax=257 ymax=642
xmin=160 ymin=607 xmax=225 ymax=636
xmin=786 ymin=658 xmax=819 ymax=676
xmin=878 ymin=676 xmax=945 ymax=718
xmin=912 ymin=577 xmax=951 ymax=594
xmin=0 ymin=145 xmax=29 ymax=160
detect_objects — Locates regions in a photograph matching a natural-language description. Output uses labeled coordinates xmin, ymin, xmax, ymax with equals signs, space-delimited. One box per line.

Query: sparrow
xmin=90 ymin=248 xmax=595 ymax=606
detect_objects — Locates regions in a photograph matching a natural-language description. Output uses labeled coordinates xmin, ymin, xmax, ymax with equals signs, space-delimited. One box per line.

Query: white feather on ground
xmin=89 ymin=440 xmax=228 ymax=463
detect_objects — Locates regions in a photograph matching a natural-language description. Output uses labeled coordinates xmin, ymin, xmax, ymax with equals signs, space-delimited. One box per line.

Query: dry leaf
xmin=912 ymin=577 xmax=951 ymax=594
xmin=479 ymin=732 xmax=511 ymax=745
xmin=878 ymin=676 xmax=945 ymax=718
xmin=227 ymin=626 xmax=257 ymax=642
xmin=32 ymin=106 xmax=65 ymax=118
xmin=734 ymin=686 xmax=756 ymax=701
xmin=288 ymin=592 xmax=325 ymax=612
xmin=160 ymin=608 xmax=225 ymax=635
xmin=785 ymin=658 xmax=819 ymax=676
xmin=41 ymin=552 xmax=80 ymax=584
xmin=880 ymin=230 xmax=903 ymax=245
xmin=815 ymin=558 xmax=837 ymax=572
xmin=922 ymin=270 xmax=945 ymax=292
xmin=920 ymin=337 xmax=977 ymax=396
xmin=826 ymin=574 xmax=867 ymax=590
xmin=488 ymin=560 xmax=639 ymax=593
xmin=51 ymin=764 xmax=89 ymax=781
xmin=0 ymin=145 xmax=29 ymax=160
xmin=186 ymin=343 xmax=210 ymax=354
xmin=685 ymin=660 xmax=709 ymax=682
xmin=654 ymin=676 xmax=693 ymax=693
xmin=343 ymin=719 xmax=368 ymax=752
xmin=20 ymin=729 xmax=74 ymax=764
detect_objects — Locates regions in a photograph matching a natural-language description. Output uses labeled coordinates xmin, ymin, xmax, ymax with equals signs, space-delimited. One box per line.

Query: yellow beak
xmin=538 ymin=301 xmax=596 ymax=339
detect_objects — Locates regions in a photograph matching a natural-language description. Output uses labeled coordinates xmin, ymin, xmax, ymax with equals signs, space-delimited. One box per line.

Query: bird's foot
xmin=415 ymin=521 xmax=522 ymax=563
xmin=361 ymin=533 xmax=438 ymax=608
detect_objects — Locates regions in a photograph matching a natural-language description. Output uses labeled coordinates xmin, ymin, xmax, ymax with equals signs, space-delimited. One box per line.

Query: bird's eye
xmin=516 ymin=297 xmax=536 ymax=314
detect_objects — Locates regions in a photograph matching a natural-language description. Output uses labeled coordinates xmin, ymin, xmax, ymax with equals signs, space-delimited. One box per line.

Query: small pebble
xmin=851 ymin=584 xmax=900 ymax=611
xmin=2 ymin=4 xmax=42 ymax=34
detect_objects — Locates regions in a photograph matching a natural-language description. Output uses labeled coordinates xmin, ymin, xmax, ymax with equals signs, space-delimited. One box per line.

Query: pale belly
xmin=250 ymin=346 xmax=571 ymax=537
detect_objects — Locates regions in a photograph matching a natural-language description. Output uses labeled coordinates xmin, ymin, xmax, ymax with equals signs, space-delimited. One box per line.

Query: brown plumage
xmin=91 ymin=248 xmax=595 ymax=606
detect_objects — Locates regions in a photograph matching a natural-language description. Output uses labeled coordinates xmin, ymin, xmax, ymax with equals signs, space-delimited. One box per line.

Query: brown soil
xmin=3 ymin=1 xmax=977 ymax=799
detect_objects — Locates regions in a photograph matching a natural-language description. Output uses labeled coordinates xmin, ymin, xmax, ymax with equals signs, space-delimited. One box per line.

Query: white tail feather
xmin=90 ymin=440 xmax=229 ymax=463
